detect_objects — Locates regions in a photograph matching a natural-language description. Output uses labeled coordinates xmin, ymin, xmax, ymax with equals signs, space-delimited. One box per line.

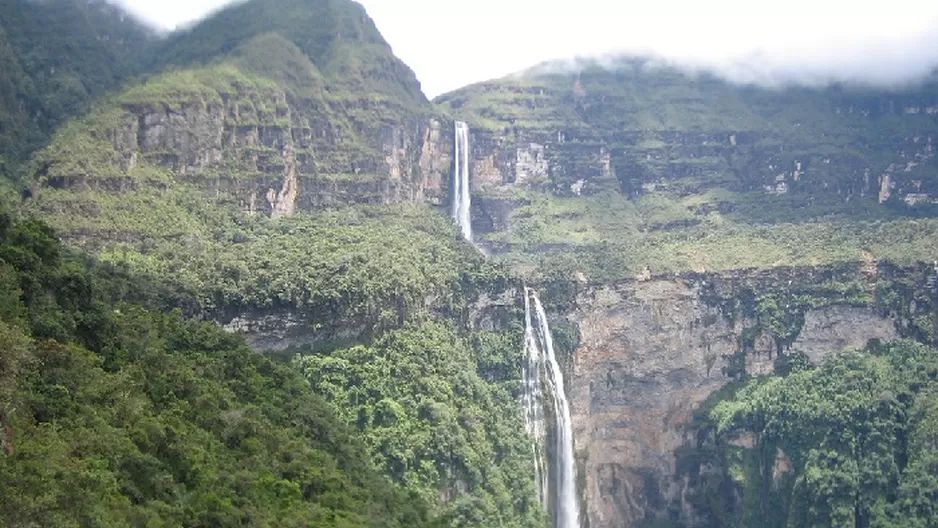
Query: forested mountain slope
xmin=150 ymin=0 xmax=427 ymax=111
xmin=0 ymin=1 xmax=545 ymax=526
xmin=704 ymin=339 xmax=938 ymax=528
xmin=0 ymin=0 xmax=156 ymax=169
xmin=3 ymin=1 xmax=938 ymax=527
xmin=0 ymin=209 xmax=433 ymax=527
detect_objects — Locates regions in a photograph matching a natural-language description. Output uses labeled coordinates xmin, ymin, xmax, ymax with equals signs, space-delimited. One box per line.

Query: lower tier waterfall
xmin=522 ymin=288 xmax=580 ymax=528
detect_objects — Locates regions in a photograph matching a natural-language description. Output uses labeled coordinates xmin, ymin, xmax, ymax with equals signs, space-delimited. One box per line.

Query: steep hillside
xmin=0 ymin=210 xmax=431 ymax=527
xmin=0 ymin=0 xmax=156 ymax=168
xmin=436 ymin=59 xmax=938 ymax=280
xmin=152 ymin=0 xmax=427 ymax=112
xmin=22 ymin=0 xmax=457 ymax=317
xmin=705 ymin=339 xmax=938 ymax=528
xmin=11 ymin=1 xmax=547 ymax=525
xmin=28 ymin=4 xmax=449 ymax=227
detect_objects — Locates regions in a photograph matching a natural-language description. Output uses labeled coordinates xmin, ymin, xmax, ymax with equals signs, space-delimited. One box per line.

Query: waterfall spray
xmin=523 ymin=288 xmax=580 ymax=528
xmin=452 ymin=121 xmax=472 ymax=241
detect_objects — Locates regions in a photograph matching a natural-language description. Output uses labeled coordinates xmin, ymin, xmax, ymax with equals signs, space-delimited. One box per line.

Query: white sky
xmin=116 ymin=0 xmax=938 ymax=97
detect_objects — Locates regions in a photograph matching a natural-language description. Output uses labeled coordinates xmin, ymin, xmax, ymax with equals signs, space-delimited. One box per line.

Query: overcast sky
xmin=115 ymin=0 xmax=938 ymax=97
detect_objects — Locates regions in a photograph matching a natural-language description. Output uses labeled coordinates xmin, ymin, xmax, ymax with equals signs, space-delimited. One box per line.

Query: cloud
xmin=108 ymin=0 xmax=233 ymax=31
xmin=110 ymin=0 xmax=938 ymax=96
xmin=528 ymin=28 xmax=938 ymax=93
xmin=643 ymin=28 xmax=938 ymax=90
xmin=362 ymin=0 xmax=938 ymax=96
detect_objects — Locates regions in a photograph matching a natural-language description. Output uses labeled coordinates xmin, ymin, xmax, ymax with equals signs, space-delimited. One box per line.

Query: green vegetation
xmin=32 ymin=182 xmax=503 ymax=320
xmin=26 ymin=22 xmax=425 ymax=197
xmin=439 ymin=60 xmax=938 ymax=280
xmin=297 ymin=320 xmax=545 ymax=527
xmin=118 ymin=65 xmax=284 ymax=112
xmin=0 ymin=205 xmax=543 ymax=526
xmin=0 ymin=210 xmax=435 ymax=526
xmin=684 ymin=340 xmax=938 ymax=528
xmin=229 ymin=33 xmax=328 ymax=99
xmin=0 ymin=0 xmax=155 ymax=168
xmin=874 ymin=263 xmax=938 ymax=345
xmin=4 ymin=7 xmax=548 ymax=521
xmin=25 ymin=160 xmax=544 ymax=527
xmin=7 ymin=1 xmax=938 ymax=526
xmin=494 ymin=189 xmax=938 ymax=282
xmin=152 ymin=0 xmax=428 ymax=117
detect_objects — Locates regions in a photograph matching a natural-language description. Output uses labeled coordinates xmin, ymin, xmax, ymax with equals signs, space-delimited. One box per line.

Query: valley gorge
xmin=2 ymin=1 xmax=938 ymax=527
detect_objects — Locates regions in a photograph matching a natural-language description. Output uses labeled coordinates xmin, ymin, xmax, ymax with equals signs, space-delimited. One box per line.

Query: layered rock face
xmin=28 ymin=0 xmax=458 ymax=220
xmin=38 ymin=82 xmax=451 ymax=217
xmin=437 ymin=63 xmax=938 ymax=245
xmin=225 ymin=285 xmax=520 ymax=354
xmin=564 ymin=266 xmax=900 ymax=527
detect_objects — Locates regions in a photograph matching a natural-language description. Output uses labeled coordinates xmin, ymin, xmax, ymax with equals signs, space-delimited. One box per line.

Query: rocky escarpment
xmin=562 ymin=262 xmax=932 ymax=528
xmin=437 ymin=62 xmax=938 ymax=255
xmin=222 ymin=284 xmax=520 ymax=355
xmin=220 ymin=255 xmax=938 ymax=528
xmin=36 ymin=74 xmax=451 ymax=217
xmin=26 ymin=0 xmax=459 ymax=222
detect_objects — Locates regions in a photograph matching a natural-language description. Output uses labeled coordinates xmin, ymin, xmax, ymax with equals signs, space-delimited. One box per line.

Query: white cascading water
xmin=523 ymin=289 xmax=549 ymax=511
xmin=523 ymin=288 xmax=580 ymax=528
xmin=452 ymin=121 xmax=472 ymax=241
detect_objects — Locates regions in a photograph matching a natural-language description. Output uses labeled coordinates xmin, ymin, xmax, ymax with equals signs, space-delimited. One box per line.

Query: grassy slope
xmin=151 ymin=0 xmax=429 ymax=119
xmin=437 ymin=60 xmax=938 ymax=280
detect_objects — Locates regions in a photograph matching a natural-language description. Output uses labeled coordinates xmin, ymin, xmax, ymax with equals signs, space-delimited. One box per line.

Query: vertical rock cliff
xmin=436 ymin=63 xmax=938 ymax=278
xmin=562 ymin=265 xmax=913 ymax=527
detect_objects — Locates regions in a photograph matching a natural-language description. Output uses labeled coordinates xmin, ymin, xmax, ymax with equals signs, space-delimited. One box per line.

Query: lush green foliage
xmin=0 ymin=0 xmax=155 ymax=167
xmin=874 ymin=263 xmax=938 ymax=345
xmin=502 ymin=189 xmax=938 ymax=282
xmin=11 ymin=3 xmax=938 ymax=527
xmin=9 ymin=6 xmax=543 ymax=517
xmin=297 ymin=320 xmax=545 ymax=527
xmin=0 ymin=210 xmax=434 ymax=526
xmin=32 ymin=182 xmax=507 ymax=322
xmin=24 ymin=175 xmax=541 ymax=527
xmin=152 ymin=0 xmax=428 ymax=115
xmin=687 ymin=340 xmax=938 ymax=528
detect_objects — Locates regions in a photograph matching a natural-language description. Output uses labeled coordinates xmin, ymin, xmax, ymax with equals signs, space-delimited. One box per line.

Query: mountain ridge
xmin=435 ymin=59 xmax=938 ymax=281
xmin=4 ymin=2 xmax=938 ymax=528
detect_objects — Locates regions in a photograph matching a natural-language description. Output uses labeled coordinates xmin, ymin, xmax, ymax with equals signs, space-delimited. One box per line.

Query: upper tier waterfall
xmin=523 ymin=288 xmax=580 ymax=528
xmin=452 ymin=121 xmax=472 ymax=241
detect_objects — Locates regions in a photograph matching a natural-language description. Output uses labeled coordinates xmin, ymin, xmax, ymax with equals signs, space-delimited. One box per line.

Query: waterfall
xmin=523 ymin=288 xmax=580 ymax=528
xmin=452 ymin=121 xmax=472 ymax=241
xmin=523 ymin=290 xmax=549 ymax=510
